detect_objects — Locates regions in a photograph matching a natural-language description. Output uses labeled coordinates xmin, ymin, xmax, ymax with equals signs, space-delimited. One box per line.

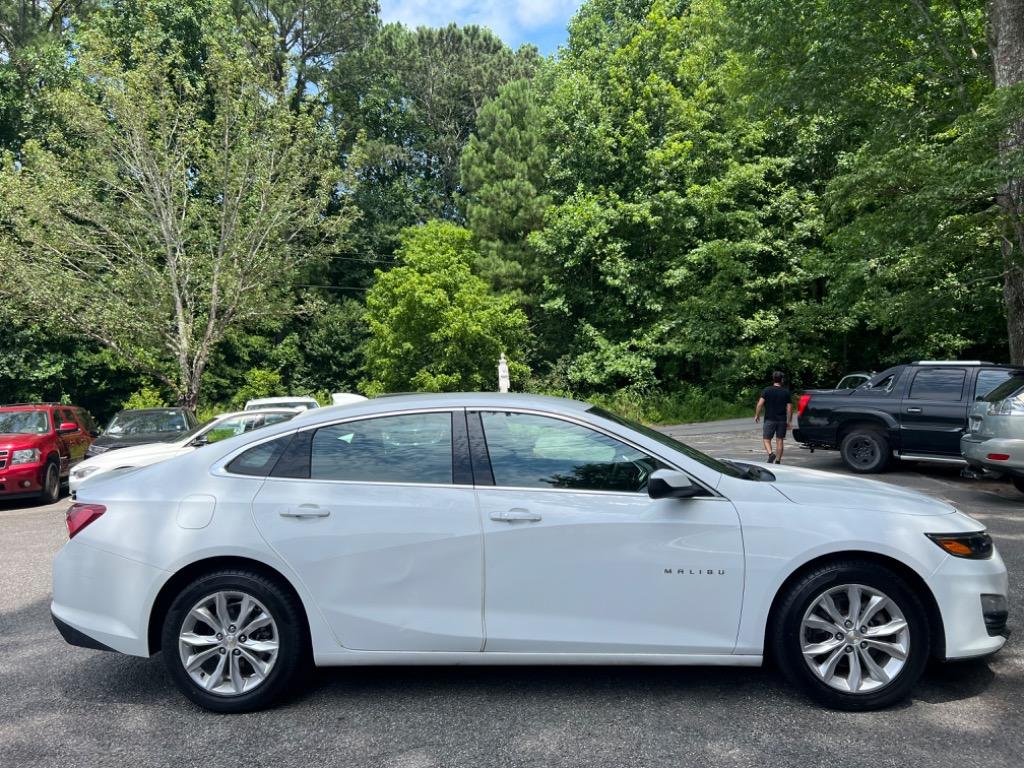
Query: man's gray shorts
xmin=763 ymin=420 xmax=787 ymax=439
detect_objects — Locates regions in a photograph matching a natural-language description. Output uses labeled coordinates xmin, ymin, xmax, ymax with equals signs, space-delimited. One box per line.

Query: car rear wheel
xmin=161 ymin=569 xmax=308 ymax=713
xmin=772 ymin=560 xmax=929 ymax=710
xmin=39 ymin=461 xmax=60 ymax=504
xmin=840 ymin=428 xmax=890 ymax=473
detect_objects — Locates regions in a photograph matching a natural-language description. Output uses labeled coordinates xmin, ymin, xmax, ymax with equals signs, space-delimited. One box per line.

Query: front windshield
xmin=106 ymin=410 xmax=189 ymax=436
xmin=0 ymin=410 xmax=50 ymax=435
xmin=587 ymin=406 xmax=746 ymax=478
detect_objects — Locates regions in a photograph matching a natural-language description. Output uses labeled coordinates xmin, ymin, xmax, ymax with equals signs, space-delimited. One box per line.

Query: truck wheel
xmin=840 ymin=428 xmax=890 ymax=473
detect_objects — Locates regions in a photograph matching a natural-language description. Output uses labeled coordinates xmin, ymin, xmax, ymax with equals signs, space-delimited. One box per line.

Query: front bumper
xmin=961 ymin=435 xmax=1024 ymax=477
xmin=929 ymin=547 xmax=1010 ymax=659
xmin=0 ymin=462 xmax=44 ymax=496
xmin=51 ymin=539 xmax=167 ymax=657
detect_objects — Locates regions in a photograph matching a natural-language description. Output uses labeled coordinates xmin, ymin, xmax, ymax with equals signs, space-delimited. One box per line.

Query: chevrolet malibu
xmin=52 ymin=394 xmax=1008 ymax=712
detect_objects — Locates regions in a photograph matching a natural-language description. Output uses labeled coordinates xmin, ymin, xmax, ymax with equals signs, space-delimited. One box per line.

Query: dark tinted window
xmin=311 ymin=412 xmax=453 ymax=484
xmin=908 ymin=368 xmax=966 ymax=401
xmin=979 ymin=373 xmax=1024 ymax=403
xmin=975 ymin=369 xmax=1017 ymax=400
xmin=226 ymin=436 xmax=290 ymax=476
xmin=480 ymin=411 xmax=666 ymax=493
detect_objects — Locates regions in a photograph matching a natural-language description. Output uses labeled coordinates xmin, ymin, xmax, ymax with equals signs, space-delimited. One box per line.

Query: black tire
xmin=1012 ymin=477 xmax=1024 ymax=495
xmin=161 ymin=569 xmax=308 ymax=713
xmin=772 ymin=560 xmax=930 ymax=711
xmin=39 ymin=460 xmax=61 ymax=504
xmin=840 ymin=428 xmax=890 ymax=473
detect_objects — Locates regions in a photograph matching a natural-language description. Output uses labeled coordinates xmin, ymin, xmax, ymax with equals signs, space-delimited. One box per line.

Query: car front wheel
xmin=161 ymin=569 xmax=308 ymax=713
xmin=772 ymin=561 xmax=930 ymax=710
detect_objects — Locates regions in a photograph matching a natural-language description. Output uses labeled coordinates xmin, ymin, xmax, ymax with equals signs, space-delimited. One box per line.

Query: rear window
xmin=975 ymin=369 xmax=1018 ymax=400
xmin=979 ymin=373 xmax=1024 ymax=403
xmin=908 ymin=368 xmax=966 ymax=401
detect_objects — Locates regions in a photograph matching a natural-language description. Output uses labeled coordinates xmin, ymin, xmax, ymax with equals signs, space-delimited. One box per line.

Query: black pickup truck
xmin=793 ymin=361 xmax=1023 ymax=473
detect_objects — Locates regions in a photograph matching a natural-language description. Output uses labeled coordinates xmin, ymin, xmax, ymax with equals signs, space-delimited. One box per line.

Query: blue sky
xmin=379 ymin=1 xmax=584 ymax=55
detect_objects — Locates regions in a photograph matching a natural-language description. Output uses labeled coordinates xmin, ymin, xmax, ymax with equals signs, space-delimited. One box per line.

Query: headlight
xmin=926 ymin=532 xmax=994 ymax=559
xmin=72 ymin=465 xmax=101 ymax=480
xmin=11 ymin=448 xmax=41 ymax=465
xmin=85 ymin=444 xmax=109 ymax=458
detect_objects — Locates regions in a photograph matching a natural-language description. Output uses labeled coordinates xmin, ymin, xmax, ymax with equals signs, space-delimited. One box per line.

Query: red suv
xmin=0 ymin=404 xmax=98 ymax=503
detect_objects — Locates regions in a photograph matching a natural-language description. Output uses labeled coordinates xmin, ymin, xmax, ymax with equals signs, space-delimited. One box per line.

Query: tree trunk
xmin=992 ymin=0 xmax=1024 ymax=362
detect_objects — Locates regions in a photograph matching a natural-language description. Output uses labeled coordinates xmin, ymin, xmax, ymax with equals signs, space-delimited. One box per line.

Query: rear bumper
xmin=961 ymin=435 xmax=1024 ymax=477
xmin=0 ymin=462 xmax=44 ymax=496
xmin=792 ymin=426 xmax=836 ymax=449
xmin=51 ymin=539 xmax=167 ymax=657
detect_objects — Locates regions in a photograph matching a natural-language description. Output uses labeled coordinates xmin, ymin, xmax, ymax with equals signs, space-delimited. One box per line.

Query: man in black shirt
xmin=754 ymin=371 xmax=792 ymax=464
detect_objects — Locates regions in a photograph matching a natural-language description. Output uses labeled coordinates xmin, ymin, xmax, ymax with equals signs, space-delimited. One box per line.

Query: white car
xmin=244 ymin=396 xmax=320 ymax=412
xmin=53 ymin=394 xmax=1007 ymax=713
xmin=330 ymin=392 xmax=368 ymax=406
xmin=69 ymin=409 xmax=298 ymax=495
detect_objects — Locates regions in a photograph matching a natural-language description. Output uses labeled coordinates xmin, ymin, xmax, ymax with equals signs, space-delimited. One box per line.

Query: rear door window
xmin=310 ymin=412 xmax=453 ymax=484
xmin=908 ymin=368 xmax=966 ymax=401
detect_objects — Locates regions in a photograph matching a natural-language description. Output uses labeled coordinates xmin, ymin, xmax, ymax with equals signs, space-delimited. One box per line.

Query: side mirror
xmin=191 ymin=435 xmax=209 ymax=447
xmin=57 ymin=422 xmax=79 ymax=434
xmin=648 ymin=469 xmax=704 ymax=499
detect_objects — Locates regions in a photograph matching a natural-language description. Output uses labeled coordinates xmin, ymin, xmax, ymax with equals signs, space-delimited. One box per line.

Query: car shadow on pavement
xmin=1 ymin=595 xmax=1002 ymax=717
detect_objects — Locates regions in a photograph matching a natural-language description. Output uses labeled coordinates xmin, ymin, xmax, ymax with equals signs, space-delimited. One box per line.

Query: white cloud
xmin=379 ymin=0 xmax=583 ymax=49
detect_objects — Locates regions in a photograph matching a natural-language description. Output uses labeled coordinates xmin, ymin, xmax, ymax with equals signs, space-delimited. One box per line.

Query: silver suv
xmin=962 ymin=371 xmax=1024 ymax=493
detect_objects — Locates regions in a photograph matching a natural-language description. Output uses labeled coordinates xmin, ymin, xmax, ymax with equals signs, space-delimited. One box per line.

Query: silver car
xmin=962 ymin=372 xmax=1024 ymax=493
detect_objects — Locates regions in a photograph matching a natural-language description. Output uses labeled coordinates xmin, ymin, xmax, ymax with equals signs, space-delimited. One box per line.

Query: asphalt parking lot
xmin=1 ymin=419 xmax=1022 ymax=768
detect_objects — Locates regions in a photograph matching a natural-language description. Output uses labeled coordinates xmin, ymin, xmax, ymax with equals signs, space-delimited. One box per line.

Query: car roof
xmin=246 ymin=396 xmax=318 ymax=403
xmin=212 ymin=408 xmax=300 ymax=420
xmin=291 ymin=392 xmax=590 ymax=423
xmin=113 ymin=407 xmax=190 ymax=414
xmin=0 ymin=403 xmax=64 ymax=411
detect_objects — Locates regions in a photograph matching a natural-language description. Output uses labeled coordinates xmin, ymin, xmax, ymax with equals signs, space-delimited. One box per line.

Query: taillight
xmin=66 ymin=503 xmax=105 ymax=539
xmin=797 ymin=394 xmax=811 ymax=416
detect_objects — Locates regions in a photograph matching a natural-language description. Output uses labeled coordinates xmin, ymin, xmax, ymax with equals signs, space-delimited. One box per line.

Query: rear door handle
xmin=905 ymin=407 xmax=922 ymax=414
xmin=490 ymin=508 xmax=542 ymax=523
xmin=280 ymin=504 xmax=331 ymax=519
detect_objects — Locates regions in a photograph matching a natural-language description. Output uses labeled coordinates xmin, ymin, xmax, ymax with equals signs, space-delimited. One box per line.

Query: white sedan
xmin=52 ymin=394 xmax=1008 ymax=712
xmin=69 ymin=409 xmax=298 ymax=495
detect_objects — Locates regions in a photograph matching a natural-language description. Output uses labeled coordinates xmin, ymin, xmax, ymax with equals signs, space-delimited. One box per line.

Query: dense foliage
xmin=1 ymin=0 xmax=1022 ymax=419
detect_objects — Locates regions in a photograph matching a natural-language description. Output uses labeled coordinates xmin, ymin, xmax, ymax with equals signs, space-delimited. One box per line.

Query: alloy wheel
xmin=800 ymin=583 xmax=910 ymax=694
xmin=177 ymin=590 xmax=279 ymax=696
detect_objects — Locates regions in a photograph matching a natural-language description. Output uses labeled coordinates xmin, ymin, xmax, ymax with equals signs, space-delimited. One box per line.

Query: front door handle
xmin=905 ymin=407 xmax=922 ymax=414
xmin=280 ymin=504 xmax=331 ymax=519
xmin=490 ymin=508 xmax=542 ymax=523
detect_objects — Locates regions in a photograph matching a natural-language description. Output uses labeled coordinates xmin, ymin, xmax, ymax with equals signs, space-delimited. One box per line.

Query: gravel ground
xmin=1 ymin=421 xmax=1021 ymax=768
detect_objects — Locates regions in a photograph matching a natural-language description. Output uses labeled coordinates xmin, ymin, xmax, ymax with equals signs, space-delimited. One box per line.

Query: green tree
xmin=336 ymin=24 xmax=540 ymax=257
xmin=0 ymin=0 xmax=353 ymax=408
xmin=460 ymin=77 xmax=551 ymax=302
xmin=0 ymin=1 xmax=93 ymax=152
xmin=361 ymin=221 xmax=530 ymax=393
xmin=525 ymin=0 xmax=821 ymax=392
